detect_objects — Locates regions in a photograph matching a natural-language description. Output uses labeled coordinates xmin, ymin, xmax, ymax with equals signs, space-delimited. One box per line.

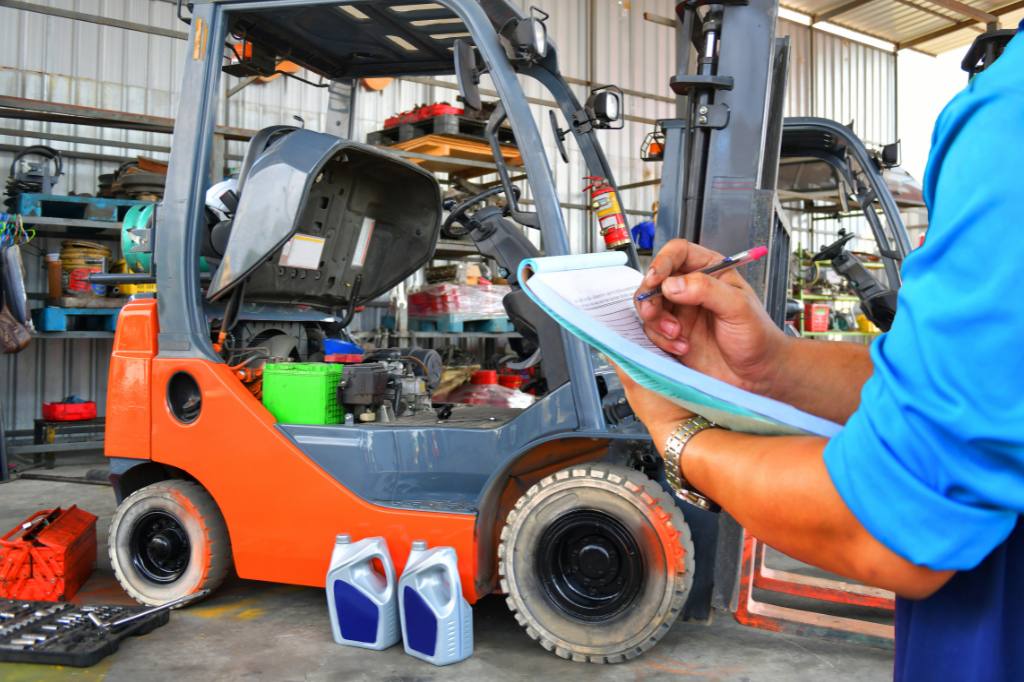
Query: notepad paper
xmin=518 ymin=251 xmax=841 ymax=437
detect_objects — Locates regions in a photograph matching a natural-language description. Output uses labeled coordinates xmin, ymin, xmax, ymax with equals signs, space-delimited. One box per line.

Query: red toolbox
xmin=42 ymin=401 xmax=97 ymax=421
xmin=804 ymin=302 xmax=831 ymax=333
xmin=0 ymin=507 xmax=98 ymax=601
xmin=384 ymin=103 xmax=464 ymax=128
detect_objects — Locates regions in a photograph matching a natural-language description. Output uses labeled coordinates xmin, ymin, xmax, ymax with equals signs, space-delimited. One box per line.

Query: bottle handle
xmin=373 ymin=550 xmax=396 ymax=592
xmin=444 ymin=555 xmax=460 ymax=611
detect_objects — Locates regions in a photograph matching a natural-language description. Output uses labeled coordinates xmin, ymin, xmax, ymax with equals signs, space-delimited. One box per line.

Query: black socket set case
xmin=0 ymin=598 xmax=169 ymax=667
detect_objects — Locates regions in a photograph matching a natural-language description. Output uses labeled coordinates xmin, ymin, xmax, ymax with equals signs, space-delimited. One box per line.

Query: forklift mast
xmin=654 ymin=0 xmax=790 ymax=618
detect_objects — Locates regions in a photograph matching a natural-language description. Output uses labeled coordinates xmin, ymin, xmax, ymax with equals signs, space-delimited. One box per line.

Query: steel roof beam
xmin=814 ymin=0 xmax=878 ymax=22
xmin=890 ymin=0 xmax=972 ymax=22
xmin=899 ymin=0 xmax=1024 ymax=48
xmin=922 ymin=0 xmax=996 ymax=24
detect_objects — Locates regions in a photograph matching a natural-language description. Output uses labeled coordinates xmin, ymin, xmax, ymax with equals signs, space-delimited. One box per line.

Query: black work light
xmin=502 ymin=7 xmax=549 ymax=63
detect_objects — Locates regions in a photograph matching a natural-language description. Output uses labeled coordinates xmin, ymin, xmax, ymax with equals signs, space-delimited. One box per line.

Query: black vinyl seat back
xmin=207 ymin=128 xmax=441 ymax=309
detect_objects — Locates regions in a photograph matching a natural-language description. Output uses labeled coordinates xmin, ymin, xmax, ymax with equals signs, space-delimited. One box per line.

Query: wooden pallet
xmin=408 ymin=314 xmax=514 ymax=334
xmin=384 ymin=134 xmax=523 ymax=178
xmin=32 ymin=306 xmax=121 ymax=333
xmin=367 ymin=113 xmax=517 ymax=146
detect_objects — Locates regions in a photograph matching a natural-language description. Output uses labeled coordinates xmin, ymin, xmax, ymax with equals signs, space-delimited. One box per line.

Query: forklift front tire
xmin=498 ymin=463 xmax=694 ymax=663
xmin=109 ymin=480 xmax=232 ymax=606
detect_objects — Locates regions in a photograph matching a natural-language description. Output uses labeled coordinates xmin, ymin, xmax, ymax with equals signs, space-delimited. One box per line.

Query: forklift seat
xmin=206 ymin=128 xmax=442 ymax=310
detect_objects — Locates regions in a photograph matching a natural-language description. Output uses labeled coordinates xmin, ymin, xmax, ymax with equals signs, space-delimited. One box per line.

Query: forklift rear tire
xmin=498 ymin=463 xmax=694 ymax=664
xmin=109 ymin=480 xmax=232 ymax=606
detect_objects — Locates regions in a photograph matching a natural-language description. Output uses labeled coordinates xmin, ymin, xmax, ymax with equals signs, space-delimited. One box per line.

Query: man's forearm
xmin=769 ymin=338 xmax=873 ymax=423
xmin=645 ymin=422 xmax=952 ymax=599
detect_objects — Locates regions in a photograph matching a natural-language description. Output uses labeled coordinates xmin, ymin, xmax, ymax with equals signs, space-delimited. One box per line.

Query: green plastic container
xmin=262 ymin=363 xmax=344 ymax=425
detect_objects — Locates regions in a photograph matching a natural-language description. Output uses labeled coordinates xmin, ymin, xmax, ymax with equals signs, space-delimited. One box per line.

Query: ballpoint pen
xmin=635 ymin=245 xmax=768 ymax=302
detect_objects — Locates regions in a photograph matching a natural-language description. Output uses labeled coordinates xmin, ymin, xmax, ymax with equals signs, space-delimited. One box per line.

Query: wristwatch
xmin=663 ymin=416 xmax=720 ymax=512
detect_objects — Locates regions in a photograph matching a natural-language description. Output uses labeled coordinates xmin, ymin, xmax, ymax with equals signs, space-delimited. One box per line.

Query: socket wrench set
xmin=0 ymin=598 xmax=169 ymax=667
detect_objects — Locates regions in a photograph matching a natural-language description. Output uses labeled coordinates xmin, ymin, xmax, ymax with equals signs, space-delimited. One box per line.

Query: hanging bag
xmin=0 ymin=302 xmax=30 ymax=354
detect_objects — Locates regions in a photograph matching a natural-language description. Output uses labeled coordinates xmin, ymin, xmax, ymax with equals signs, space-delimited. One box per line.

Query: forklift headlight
xmin=585 ymin=86 xmax=624 ymax=129
xmin=596 ymin=92 xmax=620 ymax=123
xmin=514 ymin=16 xmax=548 ymax=60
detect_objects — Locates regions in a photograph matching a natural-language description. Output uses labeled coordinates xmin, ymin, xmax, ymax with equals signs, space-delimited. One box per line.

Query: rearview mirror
xmin=585 ymin=86 xmax=624 ymax=130
xmin=454 ymin=39 xmax=482 ymax=112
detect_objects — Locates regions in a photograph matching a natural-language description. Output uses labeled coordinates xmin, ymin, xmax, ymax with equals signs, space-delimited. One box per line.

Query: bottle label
xmin=333 ymin=580 xmax=379 ymax=644
xmin=402 ymin=586 xmax=438 ymax=656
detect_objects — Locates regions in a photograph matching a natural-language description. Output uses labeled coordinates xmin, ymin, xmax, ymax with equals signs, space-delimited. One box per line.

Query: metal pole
xmin=0 ymin=406 xmax=9 ymax=483
xmin=0 ymin=0 xmax=188 ymax=40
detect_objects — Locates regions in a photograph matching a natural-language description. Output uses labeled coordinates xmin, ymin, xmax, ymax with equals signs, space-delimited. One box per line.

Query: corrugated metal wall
xmin=774 ymin=17 xmax=898 ymax=256
xmin=0 ymin=1 xmax=895 ymax=432
xmin=776 ymin=18 xmax=897 ymax=146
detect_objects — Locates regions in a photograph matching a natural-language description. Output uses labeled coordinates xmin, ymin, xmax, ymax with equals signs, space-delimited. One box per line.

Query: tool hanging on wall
xmin=0 ymin=214 xmax=33 ymax=249
xmin=0 ymin=213 xmax=34 ymax=350
xmin=3 ymin=146 xmax=62 ymax=213
xmin=583 ymin=176 xmax=631 ymax=251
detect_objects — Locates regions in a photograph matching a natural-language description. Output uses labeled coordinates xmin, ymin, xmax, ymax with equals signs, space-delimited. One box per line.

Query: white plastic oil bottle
xmin=398 ymin=540 xmax=473 ymax=666
xmin=325 ymin=535 xmax=400 ymax=650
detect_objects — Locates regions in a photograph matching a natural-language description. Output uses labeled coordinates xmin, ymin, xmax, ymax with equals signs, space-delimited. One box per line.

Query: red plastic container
xmin=804 ymin=303 xmax=831 ymax=333
xmin=471 ymin=370 xmax=498 ymax=385
xmin=0 ymin=506 xmax=98 ymax=601
xmin=42 ymin=401 xmax=97 ymax=421
xmin=498 ymin=374 xmax=523 ymax=390
xmin=384 ymin=103 xmax=464 ymax=128
xmin=324 ymin=354 xmax=364 ymax=364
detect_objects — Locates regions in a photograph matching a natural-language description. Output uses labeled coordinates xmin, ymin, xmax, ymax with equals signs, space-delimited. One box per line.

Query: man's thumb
xmin=661 ymin=273 xmax=749 ymax=321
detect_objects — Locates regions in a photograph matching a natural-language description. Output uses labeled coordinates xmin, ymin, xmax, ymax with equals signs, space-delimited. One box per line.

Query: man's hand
xmin=637 ymin=239 xmax=792 ymax=397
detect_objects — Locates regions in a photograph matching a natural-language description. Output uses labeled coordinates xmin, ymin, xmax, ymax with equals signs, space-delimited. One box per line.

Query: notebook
xmin=517 ymin=251 xmax=841 ymax=437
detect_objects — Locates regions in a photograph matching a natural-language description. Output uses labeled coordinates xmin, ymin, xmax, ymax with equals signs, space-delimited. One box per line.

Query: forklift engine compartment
xmin=202 ymin=126 xmax=535 ymax=430
xmin=207 ymin=129 xmax=442 ymax=309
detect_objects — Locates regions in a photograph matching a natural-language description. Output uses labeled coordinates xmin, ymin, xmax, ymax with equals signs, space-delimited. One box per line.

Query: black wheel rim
xmin=535 ymin=509 xmax=645 ymax=622
xmin=129 ymin=510 xmax=191 ymax=584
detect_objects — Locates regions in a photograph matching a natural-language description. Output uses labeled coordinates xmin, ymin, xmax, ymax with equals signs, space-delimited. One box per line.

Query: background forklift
xmin=100 ymin=0 xmax=908 ymax=665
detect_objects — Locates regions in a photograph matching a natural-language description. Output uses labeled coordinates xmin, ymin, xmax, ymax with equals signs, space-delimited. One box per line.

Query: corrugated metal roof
xmin=783 ymin=0 xmax=1023 ymax=54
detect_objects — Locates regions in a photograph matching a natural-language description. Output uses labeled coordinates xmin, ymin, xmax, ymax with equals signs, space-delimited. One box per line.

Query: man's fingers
xmin=660 ymin=272 xmax=753 ymax=322
xmin=643 ymin=239 xmax=723 ymax=288
xmin=636 ymin=295 xmax=666 ymax=321
xmin=675 ymin=301 xmax=702 ymax=338
xmin=637 ymin=300 xmax=684 ymax=339
xmin=643 ymin=323 xmax=690 ymax=356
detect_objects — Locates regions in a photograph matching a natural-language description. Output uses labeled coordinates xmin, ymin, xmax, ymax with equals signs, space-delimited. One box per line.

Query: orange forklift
xmin=98 ymin=0 xmax=854 ymax=664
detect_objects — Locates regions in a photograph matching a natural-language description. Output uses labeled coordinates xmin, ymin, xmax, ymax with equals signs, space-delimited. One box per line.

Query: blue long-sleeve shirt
xmin=822 ymin=24 xmax=1024 ymax=682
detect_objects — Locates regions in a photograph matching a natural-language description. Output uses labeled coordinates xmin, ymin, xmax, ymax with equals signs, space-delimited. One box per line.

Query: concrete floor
xmin=0 ymin=456 xmax=894 ymax=681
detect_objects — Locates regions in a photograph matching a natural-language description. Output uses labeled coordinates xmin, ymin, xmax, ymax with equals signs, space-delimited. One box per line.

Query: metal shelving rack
xmin=0 ymin=97 xmax=206 ymax=469
xmin=795 ymin=291 xmax=880 ymax=343
xmin=20 ymin=213 xmax=131 ymax=341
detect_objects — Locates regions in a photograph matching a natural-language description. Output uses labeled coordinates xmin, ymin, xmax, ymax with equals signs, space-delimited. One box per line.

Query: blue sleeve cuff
xmin=823 ymin=402 xmax=1017 ymax=571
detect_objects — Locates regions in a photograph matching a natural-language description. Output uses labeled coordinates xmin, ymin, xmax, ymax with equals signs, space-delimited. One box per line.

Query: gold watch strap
xmin=663 ymin=416 xmax=720 ymax=512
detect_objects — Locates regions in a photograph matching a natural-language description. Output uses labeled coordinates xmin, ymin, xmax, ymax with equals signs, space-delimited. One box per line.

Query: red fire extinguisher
xmin=583 ymin=176 xmax=631 ymax=251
